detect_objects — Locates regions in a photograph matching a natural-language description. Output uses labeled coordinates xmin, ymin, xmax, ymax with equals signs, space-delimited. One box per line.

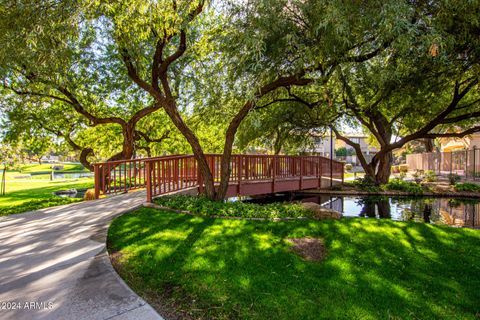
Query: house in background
xmin=310 ymin=132 xmax=379 ymax=165
xmin=335 ymin=133 xmax=378 ymax=165
xmin=311 ymin=133 xmax=335 ymax=158
xmin=439 ymin=132 xmax=480 ymax=152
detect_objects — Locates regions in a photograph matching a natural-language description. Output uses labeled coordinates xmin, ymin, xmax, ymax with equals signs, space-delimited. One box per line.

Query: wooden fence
xmin=406 ymin=148 xmax=480 ymax=179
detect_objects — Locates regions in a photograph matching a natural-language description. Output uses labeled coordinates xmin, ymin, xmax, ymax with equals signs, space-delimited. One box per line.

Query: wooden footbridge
xmin=93 ymin=154 xmax=344 ymax=202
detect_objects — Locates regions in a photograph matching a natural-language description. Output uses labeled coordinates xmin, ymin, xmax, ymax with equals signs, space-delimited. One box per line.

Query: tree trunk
xmin=79 ymin=148 xmax=94 ymax=171
xmin=423 ymin=138 xmax=435 ymax=153
xmin=162 ymin=100 xmax=216 ymax=199
xmin=374 ymin=151 xmax=393 ymax=184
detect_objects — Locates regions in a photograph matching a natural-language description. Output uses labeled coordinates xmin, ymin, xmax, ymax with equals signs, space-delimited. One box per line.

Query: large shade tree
xmin=252 ymin=0 xmax=480 ymax=184
xmin=1 ymin=0 xmax=459 ymax=198
xmin=94 ymin=0 xmax=406 ymax=199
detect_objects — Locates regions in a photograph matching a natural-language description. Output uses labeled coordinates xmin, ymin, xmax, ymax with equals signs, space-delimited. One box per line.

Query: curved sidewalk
xmin=0 ymin=192 xmax=162 ymax=320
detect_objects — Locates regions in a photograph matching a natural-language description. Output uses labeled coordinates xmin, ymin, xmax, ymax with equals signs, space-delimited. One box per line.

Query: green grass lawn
xmin=108 ymin=208 xmax=480 ymax=320
xmin=0 ymin=178 xmax=94 ymax=216
xmin=344 ymin=172 xmax=365 ymax=179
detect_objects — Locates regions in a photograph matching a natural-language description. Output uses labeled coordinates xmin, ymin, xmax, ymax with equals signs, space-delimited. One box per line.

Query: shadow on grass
xmin=108 ymin=209 xmax=480 ymax=320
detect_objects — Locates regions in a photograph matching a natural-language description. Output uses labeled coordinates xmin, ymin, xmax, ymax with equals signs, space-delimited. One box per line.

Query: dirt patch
xmin=287 ymin=237 xmax=326 ymax=262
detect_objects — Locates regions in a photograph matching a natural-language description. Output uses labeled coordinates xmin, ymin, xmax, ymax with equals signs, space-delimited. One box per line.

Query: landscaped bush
xmin=349 ymin=176 xmax=381 ymax=192
xmin=412 ymin=170 xmax=424 ymax=183
xmin=153 ymin=195 xmax=313 ymax=219
xmin=344 ymin=163 xmax=353 ymax=171
xmin=454 ymin=182 xmax=480 ymax=192
xmin=448 ymin=173 xmax=461 ymax=185
xmin=0 ymin=197 xmax=82 ymax=216
xmin=384 ymin=179 xmax=424 ymax=194
xmin=424 ymin=170 xmax=437 ymax=182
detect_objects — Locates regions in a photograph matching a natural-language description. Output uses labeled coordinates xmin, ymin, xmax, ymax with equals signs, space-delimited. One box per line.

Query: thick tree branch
xmin=57 ymin=87 xmax=126 ymax=126
xmin=330 ymin=126 xmax=374 ymax=177
xmin=423 ymin=126 xmax=480 ymax=138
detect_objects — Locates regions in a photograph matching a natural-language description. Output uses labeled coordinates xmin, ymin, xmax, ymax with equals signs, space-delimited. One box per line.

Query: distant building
xmin=311 ymin=133 xmax=335 ymax=158
xmin=335 ymin=133 xmax=378 ymax=156
xmin=439 ymin=132 xmax=480 ymax=152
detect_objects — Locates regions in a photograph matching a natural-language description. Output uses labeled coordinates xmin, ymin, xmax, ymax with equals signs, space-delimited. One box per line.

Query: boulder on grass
xmin=301 ymin=202 xmax=342 ymax=220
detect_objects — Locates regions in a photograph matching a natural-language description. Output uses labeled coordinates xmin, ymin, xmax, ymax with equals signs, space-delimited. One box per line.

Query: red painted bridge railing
xmin=93 ymin=154 xmax=344 ymax=202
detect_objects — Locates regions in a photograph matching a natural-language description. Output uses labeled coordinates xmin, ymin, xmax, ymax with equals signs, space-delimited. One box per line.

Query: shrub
xmin=447 ymin=173 xmax=461 ymax=185
xmin=350 ymin=176 xmax=381 ymax=192
xmin=412 ymin=170 xmax=424 ymax=183
xmin=399 ymin=171 xmax=407 ymax=180
xmin=153 ymin=195 xmax=313 ymax=219
xmin=399 ymin=164 xmax=408 ymax=173
xmin=84 ymin=189 xmax=96 ymax=201
xmin=424 ymin=170 xmax=436 ymax=182
xmin=454 ymin=182 xmax=480 ymax=192
xmin=344 ymin=163 xmax=353 ymax=171
xmin=384 ymin=179 xmax=424 ymax=194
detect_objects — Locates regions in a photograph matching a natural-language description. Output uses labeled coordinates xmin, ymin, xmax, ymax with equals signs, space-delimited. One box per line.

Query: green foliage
xmin=344 ymin=163 xmax=353 ymax=171
xmin=154 ymin=195 xmax=312 ymax=219
xmin=108 ymin=208 xmax=480 ymax=319
xmin=0 ymin=197 xmax=81 ymax=217
xmin=448 ymin=173 xmax=461 ymax=185
xmin=384 ymin=179 xmax=424 ymax=194
xmin=424 ymin=170 xmax=437 ymax=182
xmin=454 ymin=182 xmax=480 ymax=192
xmin=349 ymin=176 xmax=381 ymax=192
xmin=412 ymin=169 xmax=424 ymax=183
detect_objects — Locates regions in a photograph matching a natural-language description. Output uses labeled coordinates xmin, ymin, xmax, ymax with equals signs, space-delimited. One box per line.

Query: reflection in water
xmin=320 ymin=196 xmax=479 ymax=228
xmin=245 ymin=194 xmax=480 ymax=228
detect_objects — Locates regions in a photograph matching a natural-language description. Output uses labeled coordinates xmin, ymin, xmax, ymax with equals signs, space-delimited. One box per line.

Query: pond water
xmin=52 ymin=172 xmax=93 ymax=180
xmin=245 ymin=194 xmax=480 ymax=228
xmin=54 ymin=188 xmax=88 ymax=199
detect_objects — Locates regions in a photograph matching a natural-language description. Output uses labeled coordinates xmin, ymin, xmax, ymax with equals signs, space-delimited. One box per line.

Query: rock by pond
xmin=301 ymin=202 xmax=342 ymax=220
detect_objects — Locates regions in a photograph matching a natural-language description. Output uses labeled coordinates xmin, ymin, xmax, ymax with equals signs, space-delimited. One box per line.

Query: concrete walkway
xmin=0 ymin=192 xmax=162 ymax=320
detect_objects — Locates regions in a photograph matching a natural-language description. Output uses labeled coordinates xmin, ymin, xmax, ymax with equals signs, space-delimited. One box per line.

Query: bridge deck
xmin=94 ymin=154 xmax=344 ymax=202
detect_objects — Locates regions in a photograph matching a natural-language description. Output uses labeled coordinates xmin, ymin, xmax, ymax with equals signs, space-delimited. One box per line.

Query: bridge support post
xmin=237 ymin=155 xmax=243 ymax=195
xmin=272 ymin=156 xmax=277 ymax=193
xmin=94 ymin=164 xmax=101 ymax=199
xmin=318 ymin=158 xmax=322 ymax=188
xmin=197 ymin=163 xmax=204 ymax=195
xmin=300 ymin=158 xmax=304 ymax=190
xmin=145 ymin=161 xmax=152 ymax=203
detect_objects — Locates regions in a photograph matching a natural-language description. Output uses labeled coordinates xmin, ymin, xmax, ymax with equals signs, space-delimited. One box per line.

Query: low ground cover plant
xmin=454 ymin=182 xmax=480 ymax=192
xmin=384 ymin=179 xmax=424 ymax=194
xmin=154 ymin=195 xmax=313 ymax=219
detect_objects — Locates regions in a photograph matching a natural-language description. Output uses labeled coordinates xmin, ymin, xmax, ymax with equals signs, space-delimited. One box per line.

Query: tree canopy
xmin=1 ymin=0 xmax=480 ymax=197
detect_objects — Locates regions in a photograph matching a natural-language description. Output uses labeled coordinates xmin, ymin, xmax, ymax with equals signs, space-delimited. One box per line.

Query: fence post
xmin=474 ymin=146 xmax=477 ymax=181
xmin=466 ymin=149 xmax=469 ymax=179
xmin=94 ymin=164 xmax=101 ymax=199
xmin=145 ymin=161 xmax=152 ymax=203
xmin=450 ymin=152 xmax=453 ymax=175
